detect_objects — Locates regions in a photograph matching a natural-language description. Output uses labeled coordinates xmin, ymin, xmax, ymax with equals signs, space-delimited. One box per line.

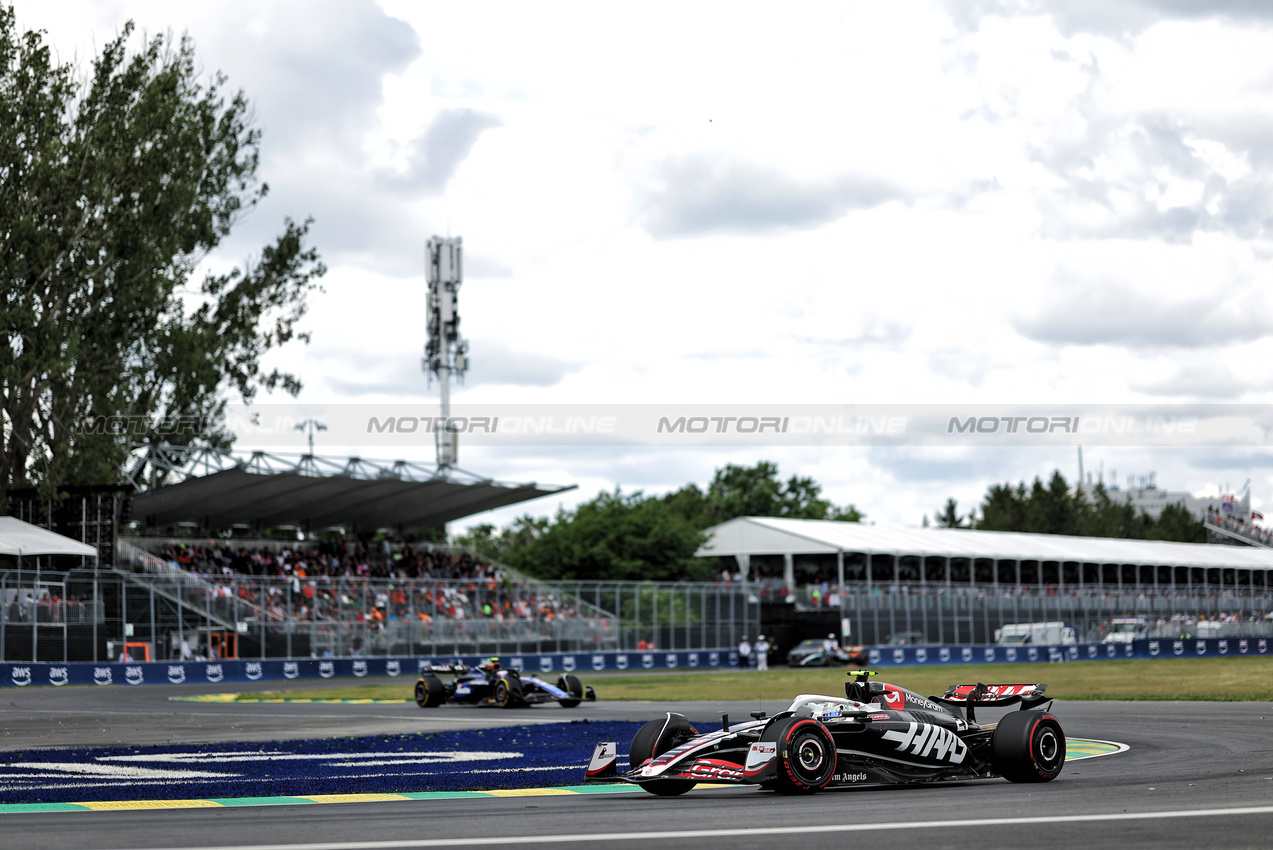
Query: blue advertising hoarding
xmin=2 ymin=637 xmax=1268 ymax=687
xmin=0 ymin=650 xmax=741 ymax=688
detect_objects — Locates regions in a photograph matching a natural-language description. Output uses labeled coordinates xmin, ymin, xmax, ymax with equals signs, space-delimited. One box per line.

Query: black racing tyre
xmin=493 ymin=676 xmax=523 ymax=708
xmin=629 ymin=713 xmax=698 ymax=796
xmin=992 ymin=711 xmax=1065 ymax=783
xmin=760 ymin=717 xmax=837 ymax=795
xmin=557 ymin=674 xmax=584 ymax=708
xmin=414 ymin=675 xmax=445 ymax=708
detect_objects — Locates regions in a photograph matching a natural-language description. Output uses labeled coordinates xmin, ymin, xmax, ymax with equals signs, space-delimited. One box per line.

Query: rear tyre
xmin=992 ymin=711 xmax=1065 ymax=783
xmin=760 ymin=717 xmax=837 ymax=795
xmin=557 ymin=674 xmax=584 ymax=708
xmin=630 ymin=713 xmax=698 ymax=796
xmin=414 ymin=675 xmax=445 ymax=708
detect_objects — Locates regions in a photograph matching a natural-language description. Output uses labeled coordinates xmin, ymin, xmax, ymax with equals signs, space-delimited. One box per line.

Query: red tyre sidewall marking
xmin=784 ymin=719 xmax=835 ymax=790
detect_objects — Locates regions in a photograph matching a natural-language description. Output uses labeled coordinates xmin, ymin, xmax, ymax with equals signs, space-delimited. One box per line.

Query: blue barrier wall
xmin=0 ymin=649 xmax=740 ymax=688
xmin=865 ymin=636 xmax=1271 ymax=666
xmin=4 ymin=637 xmax=1269 ymax=687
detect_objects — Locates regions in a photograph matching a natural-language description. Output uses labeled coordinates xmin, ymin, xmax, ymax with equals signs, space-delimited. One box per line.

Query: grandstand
xmin=700 ymin=516 xmax=1273 ymax=647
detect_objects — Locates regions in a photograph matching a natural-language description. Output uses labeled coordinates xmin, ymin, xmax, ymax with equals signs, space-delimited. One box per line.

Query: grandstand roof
xmin=699 ymin=516 xmax=1273 ymax=570
xmin=130 ymin=447 xmax=574 ymax=531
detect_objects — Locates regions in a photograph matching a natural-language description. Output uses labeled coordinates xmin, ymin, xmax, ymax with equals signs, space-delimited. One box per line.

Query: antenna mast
xmin=424 ymin=236 xmax=467 ymax=472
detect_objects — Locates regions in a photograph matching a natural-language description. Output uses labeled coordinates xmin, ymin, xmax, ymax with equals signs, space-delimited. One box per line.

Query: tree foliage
xmin=454 ymin=461 xmax=864 ymax=582
xmin=0 ymin=9 xmax=325 ymax=503
xmin=964 ymin=470 xmax=1205 ymax=543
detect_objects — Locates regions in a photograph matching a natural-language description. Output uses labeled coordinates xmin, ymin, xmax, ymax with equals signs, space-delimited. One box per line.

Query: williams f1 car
xmin=786 ymin=639 xmax=867 ymax=668
xmin=585 ymin=671 xmax=1063 ymax=795
xmin=415 ymin=658 xmax=596 ymax=709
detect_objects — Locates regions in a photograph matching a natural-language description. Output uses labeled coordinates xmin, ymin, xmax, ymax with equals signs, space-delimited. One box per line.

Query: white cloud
xmin=17 ymin=0 xmax=1273 ymax=531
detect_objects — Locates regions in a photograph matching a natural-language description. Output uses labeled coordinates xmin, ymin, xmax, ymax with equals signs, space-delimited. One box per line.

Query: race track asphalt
xmin=2 ymin=677 xmax=1271 ymax=850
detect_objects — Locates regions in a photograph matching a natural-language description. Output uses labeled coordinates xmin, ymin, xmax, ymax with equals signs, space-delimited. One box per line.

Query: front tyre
xmin=992 ymin=711 xmax=1065 ymax=783
xmin=760 ymin=717 xmax=837 ymax=795
xmin=557 ymin=674 xmax=584 ymax=708
xmin=414 ymin=675 xmax=446 ymax=708
xmin=630 ymin=713 xmax=698 ymax=796
xmin=493 ymin=676 xmax=523 ymax=708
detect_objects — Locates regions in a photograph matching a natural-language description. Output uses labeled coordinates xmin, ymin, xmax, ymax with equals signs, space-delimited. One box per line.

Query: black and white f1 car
xmin=585 ymin=671 xmax=1063 ymax=795
xmin=415 ymin=658 xmax=597 ymax=709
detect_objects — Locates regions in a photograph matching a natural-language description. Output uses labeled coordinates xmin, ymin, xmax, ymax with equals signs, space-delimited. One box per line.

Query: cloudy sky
xmin=17 ymin=0 xmax=1273 ymax=530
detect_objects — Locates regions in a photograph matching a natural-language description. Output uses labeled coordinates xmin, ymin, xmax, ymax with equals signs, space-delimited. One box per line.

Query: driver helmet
xmin=483 ymin=657 xmax=501 ymax=672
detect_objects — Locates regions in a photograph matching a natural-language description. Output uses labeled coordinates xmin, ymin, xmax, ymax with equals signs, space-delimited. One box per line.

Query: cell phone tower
xmin=423 ymin=236 xmax=467 ymax=472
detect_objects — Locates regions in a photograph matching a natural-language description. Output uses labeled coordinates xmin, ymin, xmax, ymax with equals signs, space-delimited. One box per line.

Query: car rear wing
xmin=935 ymin=683 xmax=1050 ymax=721
xmin=418 ymin=663 xmax=470 ymax=675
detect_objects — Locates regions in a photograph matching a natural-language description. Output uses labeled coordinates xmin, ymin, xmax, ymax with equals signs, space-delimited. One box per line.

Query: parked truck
xmin=994 ymin=621 xmax=1077 ymax=645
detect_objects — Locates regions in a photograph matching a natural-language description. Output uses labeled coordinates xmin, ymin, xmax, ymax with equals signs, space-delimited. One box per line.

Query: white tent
xmin=0 ymin=516 xmax=98 ymax=558
xmin=699 ymin=516 xmax=1273 ymax=588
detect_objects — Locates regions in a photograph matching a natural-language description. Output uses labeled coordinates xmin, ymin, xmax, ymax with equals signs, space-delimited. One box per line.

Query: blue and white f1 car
xmin=585 ymin=671 xmax=1063 ymax=795
xmin=415 ymin=658 xmax=596 ymax=709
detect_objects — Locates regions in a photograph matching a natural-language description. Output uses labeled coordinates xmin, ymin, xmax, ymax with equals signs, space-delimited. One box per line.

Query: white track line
xmin=152 ymin=805 xmax=1273 ymax=850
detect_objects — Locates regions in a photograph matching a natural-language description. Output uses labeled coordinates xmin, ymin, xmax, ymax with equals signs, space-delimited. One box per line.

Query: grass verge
xmin=235 ymin=656 xmax=1273 ymax=702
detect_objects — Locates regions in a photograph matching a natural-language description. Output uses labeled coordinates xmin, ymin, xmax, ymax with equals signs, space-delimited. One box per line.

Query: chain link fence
xmin=4 ymin=565 xmax=1272 ymax=662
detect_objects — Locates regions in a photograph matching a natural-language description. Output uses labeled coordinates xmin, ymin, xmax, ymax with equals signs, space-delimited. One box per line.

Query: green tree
xmin=453 ymin=515 xmax=550 ymax=563
xmin=703 ymin=461 xmax=862 ymax=523
xmin=502 ymin=489 xmax=710 ymax=582
xmin=936 ymin=497 xmax=964 ymax=528
xmin=0 ymin=10 xmax=325 ymax=504
xmin=961 ymin=470 xmax=1203 ymax=542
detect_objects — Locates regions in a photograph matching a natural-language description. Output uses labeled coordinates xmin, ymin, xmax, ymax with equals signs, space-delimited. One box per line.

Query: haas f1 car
xmin=585 ymin=671 xmax=1063 ymax=795
xmin=415 ymin=658 xmax=596 ymax=709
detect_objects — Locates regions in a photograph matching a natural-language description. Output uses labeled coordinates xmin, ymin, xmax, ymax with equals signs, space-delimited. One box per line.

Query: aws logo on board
xmin=386 ymin=660 xmax=401 ymax=677
xmin=49 ymin=667 xmax=69 ymax=686
xmin=284 ymin=662 xmax=300 ymax=679
xmin=245 ymin=662 xmax=263 ymax=681
xmin=319 ymin=661 xmax=335 ymax=678
xmin=94 ymin=667 xmax=113 ymax=685
xmin=353 ymin=660 xmax=368 ymax=677
xmin=125 ymin=666 xmax=144 ymax=685
xmin=205 ymin=664 xmax=224 ymax=683
xmin=561 ymin=656 xmax=577 ymax=672
xmin=615 ymin=654 xmax=629 ymax=670
xmin=592 ymin=655 xmax=606 ymax=671
xmin=10 ymin=666 xmax=32 ymax=687
xmin=168 ymin=665 xmax=187 ymax=684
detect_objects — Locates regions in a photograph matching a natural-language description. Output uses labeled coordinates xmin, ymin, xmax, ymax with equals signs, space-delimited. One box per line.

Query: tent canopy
xmin=0 ymin=516 xmax=98 ymax=557
xmin=699 ymin=516 xmax=1273 ymax=571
